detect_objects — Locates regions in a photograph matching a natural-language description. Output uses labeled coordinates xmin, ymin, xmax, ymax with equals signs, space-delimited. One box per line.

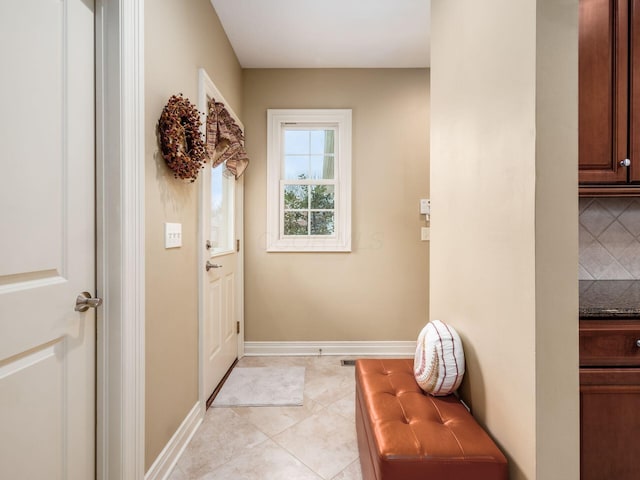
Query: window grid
xmin=280 ymin=181 xmax=337 ymax=238
xmin=280 ymin=127 xmax=337 ymax=238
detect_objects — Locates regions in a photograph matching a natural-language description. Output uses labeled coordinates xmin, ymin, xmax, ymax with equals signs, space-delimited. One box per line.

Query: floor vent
xmin=341 ymin=359 xmax=356 ymax=366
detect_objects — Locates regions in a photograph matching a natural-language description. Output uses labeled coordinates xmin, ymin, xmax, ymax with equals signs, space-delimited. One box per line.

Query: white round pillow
xmin=414 ymin=320 xmax=465 ymax=396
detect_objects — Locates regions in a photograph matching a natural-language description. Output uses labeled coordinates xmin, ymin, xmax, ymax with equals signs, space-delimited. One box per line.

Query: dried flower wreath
xmin=158 ymin=94 xmax=207 ymax=182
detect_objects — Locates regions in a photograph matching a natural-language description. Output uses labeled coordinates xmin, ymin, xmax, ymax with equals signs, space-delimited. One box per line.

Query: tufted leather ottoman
xmin=355 ymin=359 xmax=508 ymax=480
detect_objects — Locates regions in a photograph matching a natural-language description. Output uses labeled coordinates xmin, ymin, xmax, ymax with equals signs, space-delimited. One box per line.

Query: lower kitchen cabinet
xmin=580 ymin=320 xmax=640 ymax=480
xmin=580 ymin=369 xmax=640 ymax=479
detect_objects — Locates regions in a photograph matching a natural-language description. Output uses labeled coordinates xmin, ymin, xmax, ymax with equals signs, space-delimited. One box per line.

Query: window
xmin=209 ymin=162 xmax=235 ymax=255
xmin=267 ymin=109 xmax=352 ymax=252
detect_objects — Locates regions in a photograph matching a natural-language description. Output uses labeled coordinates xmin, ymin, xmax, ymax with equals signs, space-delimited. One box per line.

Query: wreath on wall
xmin=158 ymin=94 xmax=207 ymax=182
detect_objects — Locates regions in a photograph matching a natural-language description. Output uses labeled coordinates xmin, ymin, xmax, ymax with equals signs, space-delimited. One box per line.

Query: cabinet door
xmin=579 ymin=0 xmax=628 ymax=184
xmin=580 ymin=368 xmax=640 ymax=480
xmin=630 ymin=0 xmax=640 ymax=181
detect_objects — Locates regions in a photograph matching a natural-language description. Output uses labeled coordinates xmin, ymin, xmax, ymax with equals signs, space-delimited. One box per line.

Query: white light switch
xmin=165 ymin=223 xmax=182 ymax=248
xmin=421 ymin=227 xmax=430 ymax=242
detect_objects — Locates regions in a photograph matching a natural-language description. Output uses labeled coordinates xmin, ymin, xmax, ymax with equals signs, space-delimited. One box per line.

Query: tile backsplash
xmin=579 ymin=198 xmax=640 ymax=279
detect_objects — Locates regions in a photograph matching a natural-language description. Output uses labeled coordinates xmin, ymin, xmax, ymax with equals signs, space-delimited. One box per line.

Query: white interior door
xmin=199 ymin=70 xmax=242 ymax=403
xmin=0 ymin=1 xmax=96 ymax=479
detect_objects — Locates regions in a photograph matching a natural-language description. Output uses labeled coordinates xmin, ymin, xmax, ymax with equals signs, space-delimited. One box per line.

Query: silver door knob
xmin=636 ymin=339 xmax=640 ymax=348
xmin=620 ymin=158 xmax=631 ymax=167
xmin=75 ymin=291 xmax=103 ymax=312
xmin=206 ymin=261 xmax=222 ymax=271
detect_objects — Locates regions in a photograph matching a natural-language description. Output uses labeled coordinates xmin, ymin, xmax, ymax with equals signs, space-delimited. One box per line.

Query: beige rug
xmin=212 ymin=366 xmax=305 ymax=407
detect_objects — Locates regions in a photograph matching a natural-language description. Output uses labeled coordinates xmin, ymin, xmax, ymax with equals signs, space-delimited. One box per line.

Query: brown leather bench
xmin=356 ymin=359 xmax=508 ymax=480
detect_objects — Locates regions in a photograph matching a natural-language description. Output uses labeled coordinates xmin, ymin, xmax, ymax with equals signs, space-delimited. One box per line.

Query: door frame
xmin=197 ymin=68 xmax=245 ymax=412
xmin=96 ymin=1 xmax=145 ymax=479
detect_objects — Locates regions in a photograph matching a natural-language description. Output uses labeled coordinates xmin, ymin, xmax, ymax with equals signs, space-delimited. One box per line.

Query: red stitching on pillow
xmin=442 ymin=322 xmax=461 ymax=393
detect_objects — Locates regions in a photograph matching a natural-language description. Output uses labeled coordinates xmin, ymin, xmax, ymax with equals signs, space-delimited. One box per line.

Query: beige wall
xmin=243 ymin=69 xmax=429 ymax=342
xmin=430 ymin=1 xmax=578 ymax=479
xmin=144 ymin=0 xmax=242 ymax=469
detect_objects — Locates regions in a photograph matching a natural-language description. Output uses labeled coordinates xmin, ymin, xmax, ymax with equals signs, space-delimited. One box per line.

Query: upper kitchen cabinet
xmin=580 ymin=0 xmax=640 ymax=195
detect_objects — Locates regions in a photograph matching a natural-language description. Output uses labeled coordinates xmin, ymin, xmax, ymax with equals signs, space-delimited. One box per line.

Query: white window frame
xmin=267 ymin=109 xmax=352 ymax=252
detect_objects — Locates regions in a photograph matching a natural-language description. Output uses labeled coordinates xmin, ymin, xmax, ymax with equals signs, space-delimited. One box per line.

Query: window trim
xmin=266 ymin=109 xmax=352 ymax=252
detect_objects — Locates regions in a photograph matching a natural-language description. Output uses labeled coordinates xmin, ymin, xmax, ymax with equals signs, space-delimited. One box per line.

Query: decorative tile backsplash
xmin=579 ymin=198 xmax=640 ymax=279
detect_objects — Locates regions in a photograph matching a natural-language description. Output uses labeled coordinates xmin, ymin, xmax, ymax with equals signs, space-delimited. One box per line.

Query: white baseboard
xmin=243 ymin=341 xmax=416 ymax=357
xmin=145 ymin=402 xmax=203 ymax=480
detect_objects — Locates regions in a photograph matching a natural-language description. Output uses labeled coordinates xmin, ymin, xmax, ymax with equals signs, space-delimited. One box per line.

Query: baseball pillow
xmin=414 ymin=320 xmax=465 ymax=396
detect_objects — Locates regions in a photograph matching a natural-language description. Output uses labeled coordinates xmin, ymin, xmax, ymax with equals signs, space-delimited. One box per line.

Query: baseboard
xmin=243 ymin=341 xmax=416 ymax=357
xmin=144 ymin=402 xmax=203 ymax=480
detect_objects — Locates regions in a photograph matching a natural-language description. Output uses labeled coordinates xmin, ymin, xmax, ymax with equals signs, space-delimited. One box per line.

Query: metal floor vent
xmin=341 ymin=359 xmax=356 ymax=366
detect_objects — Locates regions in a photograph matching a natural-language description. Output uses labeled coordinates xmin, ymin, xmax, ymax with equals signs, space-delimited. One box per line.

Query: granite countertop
xmin=580 ymin=280 xmax=640 ymax=319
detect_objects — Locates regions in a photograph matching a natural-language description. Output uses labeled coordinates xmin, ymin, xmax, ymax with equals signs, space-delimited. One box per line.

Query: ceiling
xmin=210 ymin=0 xmax=430 ymax=68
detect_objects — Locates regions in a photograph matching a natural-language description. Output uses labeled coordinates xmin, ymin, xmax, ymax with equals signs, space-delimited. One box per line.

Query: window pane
xmin=310 ymin=155 xmax=334 ymax=179
xmin=284 ymin=130 xmax=310 ymax=155
xmin=310 ymin=211 xmax=334 ymax=235
xmin=284 ymin=155 xmax=309 ymax=179
xmin=210 ymin=163 xmax=234 ymax=253
xmin=284 ymin=211 xmax=308 ymax=235
xmin=284 ymin=185 xmax=308 ymax=209
xmin=310 ymin=185 xmax=335 ymax=209
xmin=324 ymin=130 xmax=335 ymax=154
xmin=309 ymin=129 xmax=334 ymax=154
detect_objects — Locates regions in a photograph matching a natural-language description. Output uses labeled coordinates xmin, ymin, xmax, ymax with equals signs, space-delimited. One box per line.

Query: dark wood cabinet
xmin=579 ymin=0 xmax=640 ymax=195
xmin=580 ymin=320 xmax=640 ymax=479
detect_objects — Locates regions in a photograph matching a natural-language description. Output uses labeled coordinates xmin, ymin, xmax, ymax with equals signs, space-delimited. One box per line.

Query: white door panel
xmin=203 ymin=254 xmax=238 ymax=397
xmin=224 ymin=272 xmax=235 ymax=341
xmin=199 ymin=69 xmax=241 ymax=402
xmin=203 ymin=181 xmax=238 ymax=399
xmin=207 ymin=279 xmax=223 ymax=358
xmin=0 ymin=0 xmax=96 ymax=478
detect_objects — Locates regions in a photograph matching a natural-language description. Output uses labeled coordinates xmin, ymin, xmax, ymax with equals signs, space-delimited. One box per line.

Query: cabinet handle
xmin=620 ymin=158 xmax=631 ymax=167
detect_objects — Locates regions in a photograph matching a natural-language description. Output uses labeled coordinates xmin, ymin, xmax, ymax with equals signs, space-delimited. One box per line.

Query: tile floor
xmin=168 ymin=355 xmax=364 ymax=480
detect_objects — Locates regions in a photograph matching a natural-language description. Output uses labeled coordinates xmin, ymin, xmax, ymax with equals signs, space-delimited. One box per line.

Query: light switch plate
xmin=421 ymin=227 xmax=430 ymax=241
xmin=165 ymin=223 xmax=182 ymax=248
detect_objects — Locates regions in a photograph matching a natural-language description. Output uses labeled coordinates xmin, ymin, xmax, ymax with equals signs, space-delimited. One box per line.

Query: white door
xmin=203 ymin=164 xmax=239 ymax=399
xmin=199 ymin=70 xmax=241 ymax=402
xmin=0 ymin=1 xmax=96 ymax=479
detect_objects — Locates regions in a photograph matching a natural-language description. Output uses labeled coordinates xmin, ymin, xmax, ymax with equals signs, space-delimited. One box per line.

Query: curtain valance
xmin=206 ymin=98 xmax=249 ymax=178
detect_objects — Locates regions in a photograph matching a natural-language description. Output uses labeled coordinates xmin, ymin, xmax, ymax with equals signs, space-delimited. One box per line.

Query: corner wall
xmin=430 ymin=1 xmax=578 ymax=479
xmin=144 ymin=0 xmax=242 ymax=469
xmin=535 ymin=1 xmax=579 ymax=477
xmin=242 ymin=69 xmax=430 ymax=343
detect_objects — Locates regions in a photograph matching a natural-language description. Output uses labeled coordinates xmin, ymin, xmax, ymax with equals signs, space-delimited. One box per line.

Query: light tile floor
xmin=169 ymin=356 xmax=363 ymax=480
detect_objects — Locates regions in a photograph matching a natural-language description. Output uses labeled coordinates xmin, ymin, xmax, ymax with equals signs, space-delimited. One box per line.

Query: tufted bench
xmin=355 ymin=358 xmax=508 ymax=480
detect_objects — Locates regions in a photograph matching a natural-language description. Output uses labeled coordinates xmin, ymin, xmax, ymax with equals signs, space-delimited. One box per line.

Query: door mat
xmin=212 ymin=366 xmax=305 ymax=407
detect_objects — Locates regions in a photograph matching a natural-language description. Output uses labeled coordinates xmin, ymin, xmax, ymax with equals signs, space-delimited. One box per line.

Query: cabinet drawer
xmin=579 ymin=320 xmax=640 ymax=367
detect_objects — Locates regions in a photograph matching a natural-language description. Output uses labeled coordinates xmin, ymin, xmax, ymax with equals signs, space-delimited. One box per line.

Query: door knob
xmin=75 ymin=291 xmax=103 ymax=312
xmin=206 ymin=261 xmax=222 ymax=271
xmin=620 ymin=158 xmax=631 ymax=167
